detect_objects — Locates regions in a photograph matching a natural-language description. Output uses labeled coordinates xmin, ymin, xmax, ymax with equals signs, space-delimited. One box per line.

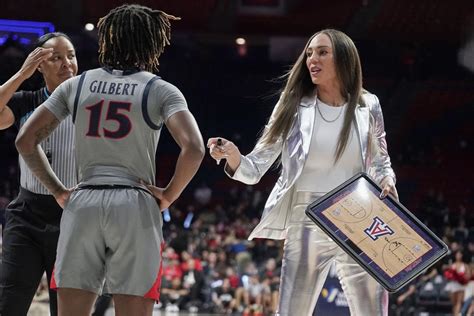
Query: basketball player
xmin=15 ymin=4 xmax=204 ymax=316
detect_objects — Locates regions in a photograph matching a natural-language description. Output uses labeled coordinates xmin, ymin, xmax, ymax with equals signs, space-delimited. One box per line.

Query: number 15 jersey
xmin=43 ymin=68 xmax=188 ymax=184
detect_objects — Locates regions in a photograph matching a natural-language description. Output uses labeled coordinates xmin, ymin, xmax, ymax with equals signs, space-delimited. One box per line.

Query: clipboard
xmin=305 ymin=172 xmax=448 ymax=292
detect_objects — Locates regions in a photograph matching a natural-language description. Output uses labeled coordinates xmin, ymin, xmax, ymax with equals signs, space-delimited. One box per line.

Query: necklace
xmin=316 ymin=98 xmax=344 ymax=123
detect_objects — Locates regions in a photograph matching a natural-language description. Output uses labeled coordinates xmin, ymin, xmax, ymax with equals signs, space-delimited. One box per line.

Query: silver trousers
xmin=277 ymin=192 xmax=388 ymax=316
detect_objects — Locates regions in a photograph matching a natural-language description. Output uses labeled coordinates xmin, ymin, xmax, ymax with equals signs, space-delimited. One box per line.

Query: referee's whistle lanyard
xmin=43 ymin=87 xmax=50 ymax=99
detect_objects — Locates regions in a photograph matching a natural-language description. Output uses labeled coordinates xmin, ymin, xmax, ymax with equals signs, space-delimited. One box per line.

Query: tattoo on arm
xmin=22 ymin=117 xmax=65 ymax=195
xmin=34 ymin=118 xmax=60 ymax=144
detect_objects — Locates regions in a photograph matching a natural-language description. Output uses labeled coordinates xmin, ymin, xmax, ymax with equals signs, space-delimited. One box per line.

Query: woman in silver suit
xmin=208 ymin=29 xmax=398 ymax=315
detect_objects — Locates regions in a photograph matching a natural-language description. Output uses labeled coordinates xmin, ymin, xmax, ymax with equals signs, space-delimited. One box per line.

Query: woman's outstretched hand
xmin=207 ymin=137 xmax=241 ymax=172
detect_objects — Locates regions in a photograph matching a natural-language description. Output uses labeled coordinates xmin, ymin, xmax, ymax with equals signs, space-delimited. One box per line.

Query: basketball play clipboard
xmin=305 ymin=172 xmax=448 ymax=292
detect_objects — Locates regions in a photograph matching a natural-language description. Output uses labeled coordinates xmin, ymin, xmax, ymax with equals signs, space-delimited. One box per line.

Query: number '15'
xmin=85 ymin=100 xmax=132 ymax=139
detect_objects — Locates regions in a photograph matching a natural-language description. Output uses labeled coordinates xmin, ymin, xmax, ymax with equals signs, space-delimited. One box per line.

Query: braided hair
xmin=97 ymin=4 xmax=179 ymax=72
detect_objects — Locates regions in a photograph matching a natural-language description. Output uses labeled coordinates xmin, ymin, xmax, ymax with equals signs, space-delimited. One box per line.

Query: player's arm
xmin=0 ymin=47 xmax=53 ymax=129
xmin=15 ymin=105 xmax=69 ymax=206
xmin=147 ymin=111 xmax=204 ymax=210
xmin=162 ymin=110 xmax=204 ymax=205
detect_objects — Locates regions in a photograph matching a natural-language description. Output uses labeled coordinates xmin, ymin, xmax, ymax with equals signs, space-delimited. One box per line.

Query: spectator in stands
xmin=240 ymin=272 xmax=267 ymax=316
xmin=390 ymin=281 xmax=417 ymax=316
xmin=161 ymin=277 xmax=189 ymax=312
xmin=208 ymin=29 xmax=397 ymax=315
xmin=465 ymin=241 xmax=474 ymax=264
xmin=180 ymin=250 xmax=203 ymax=272
xmin=162 ymin=249 xmax=184 ymax=287
xmin=211 ymin=278 xmax=236 ymax=314
xmin=202 ymin=252 xmax=222 ymax=289
xmin=391 ymin=264 xmax=442 ymax=315
xmin=453 ymin=218 xmax=469 ymax=244
xmin=224 ymin=267 xmax=240 ymax=289
xmin=444 ymin=250 xmax=471 ymax=315
xmin=181 ymin=258 xmax=205 ymax=310
xmin=259 ymin=258 xmax=280 ymax=313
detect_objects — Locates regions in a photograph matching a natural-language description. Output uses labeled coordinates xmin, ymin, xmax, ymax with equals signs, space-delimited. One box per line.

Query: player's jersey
xmin=43 ymin=67 xmax=188 ymax=184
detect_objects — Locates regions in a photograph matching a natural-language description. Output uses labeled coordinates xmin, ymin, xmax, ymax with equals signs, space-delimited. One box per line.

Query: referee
xmin=0 ymin=32 xmax=77 ymax=316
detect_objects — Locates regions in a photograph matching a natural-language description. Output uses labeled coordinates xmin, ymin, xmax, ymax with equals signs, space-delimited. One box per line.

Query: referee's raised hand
xmin=18 ymin=47 xmax=53 ymax=79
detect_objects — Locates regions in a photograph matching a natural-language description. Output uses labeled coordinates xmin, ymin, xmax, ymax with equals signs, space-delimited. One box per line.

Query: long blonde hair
xmin=260 ymin=29 xmax=364 ymax=162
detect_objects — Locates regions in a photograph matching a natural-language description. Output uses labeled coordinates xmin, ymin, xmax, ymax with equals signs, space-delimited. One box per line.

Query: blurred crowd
xmin=1 ymin=172 xmax=474 ymax=315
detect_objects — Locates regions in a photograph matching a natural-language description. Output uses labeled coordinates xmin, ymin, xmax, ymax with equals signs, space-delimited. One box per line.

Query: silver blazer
xmin=227 ymin=91 xmax=396 ymax=240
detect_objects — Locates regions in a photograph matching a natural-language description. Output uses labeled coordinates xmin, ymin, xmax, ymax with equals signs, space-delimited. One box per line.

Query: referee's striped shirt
xmin=12 ymin=87 xmax=76 ymax=195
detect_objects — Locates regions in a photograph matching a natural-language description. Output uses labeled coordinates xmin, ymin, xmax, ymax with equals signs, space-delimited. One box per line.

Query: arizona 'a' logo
xmin=364 ymin=217 xmax=394 ymax=240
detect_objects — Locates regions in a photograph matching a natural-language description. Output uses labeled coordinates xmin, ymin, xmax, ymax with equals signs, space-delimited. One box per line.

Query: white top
xmin=295 ymin=97 xmax=363 ymax=193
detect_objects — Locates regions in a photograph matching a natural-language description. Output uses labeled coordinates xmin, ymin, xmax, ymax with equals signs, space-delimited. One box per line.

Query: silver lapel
xmin=354 ymin=104 xmax=369 ymax=166
xmin=284 ymin=102 xmax=315 ymax=187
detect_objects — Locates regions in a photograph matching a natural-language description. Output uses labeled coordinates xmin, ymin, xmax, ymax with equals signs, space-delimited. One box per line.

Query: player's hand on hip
xmin=380 ymin=176 xmax=399 ymax=200
xmin=54 ymin=188 xmax=72 ymax=209
xmin=142 ymin=182 xmax=174 ymax=211
xmin=207 ymin=137 xmax=241 ymax=169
